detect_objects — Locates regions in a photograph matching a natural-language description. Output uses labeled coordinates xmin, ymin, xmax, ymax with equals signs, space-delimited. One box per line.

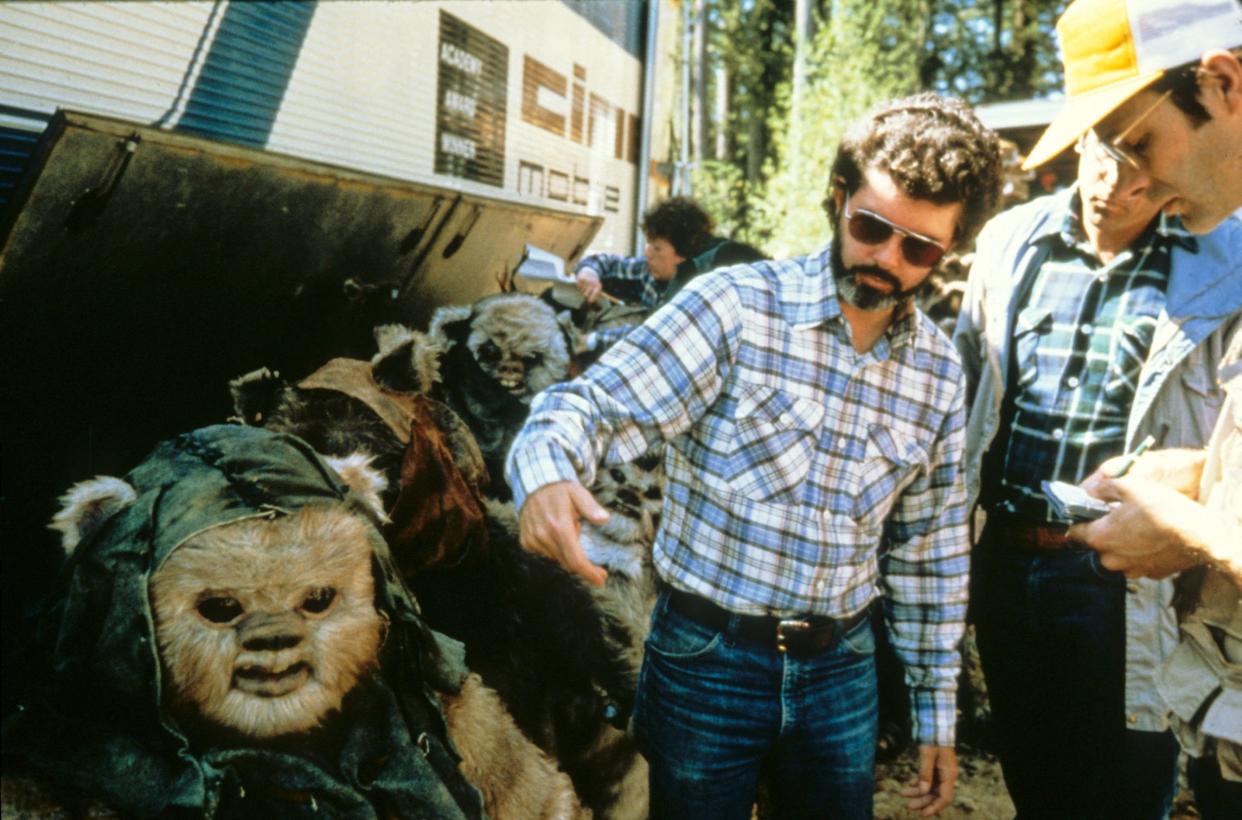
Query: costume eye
xmin=197 ymin=595 xmax=243 ymax=624
xmin=301 ymin=587 xmax=337 ymax=614
xmin=524 ymin=352 xmax=543 ymax=366
xmin=478 ymin=341 xmax=501 ymax=362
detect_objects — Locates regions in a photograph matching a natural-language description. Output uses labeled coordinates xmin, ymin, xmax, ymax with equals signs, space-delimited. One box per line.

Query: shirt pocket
xmin=852 ymin=423 xmax=929 ymax=533
xmin=725 ymin=383 xmax=824 ymax=502
xmin=1012 ymin=305 xmax=1052 ymax=389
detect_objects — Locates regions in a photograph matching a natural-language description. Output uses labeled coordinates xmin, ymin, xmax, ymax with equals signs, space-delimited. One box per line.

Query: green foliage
xmin=690 ymin=0 xmax=1067 ymax=256
xmin=748 ymin=0 xmax=931 ymax=256
xmin=689 ymin=159 xmax=758 ymax=242
xmin=923 ymin=0 xmax=1067 ymax=102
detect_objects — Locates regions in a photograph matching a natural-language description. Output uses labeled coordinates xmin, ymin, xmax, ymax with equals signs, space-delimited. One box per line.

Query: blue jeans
xmin=972 ymin=523 xmax=1179 ymax=820
xmin=632 ymin=590 xmax=878 ymax=820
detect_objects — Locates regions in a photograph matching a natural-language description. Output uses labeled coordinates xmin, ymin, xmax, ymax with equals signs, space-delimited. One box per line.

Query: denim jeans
xmin=632 ymin=589 xmax=878 ymax=820
xmin=972 ymin=523 xmax=1179 ymax=820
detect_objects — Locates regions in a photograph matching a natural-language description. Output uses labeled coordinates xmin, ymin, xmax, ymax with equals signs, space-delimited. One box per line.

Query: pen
xmin=1110 ymin=434 xmax=1156 ymax=478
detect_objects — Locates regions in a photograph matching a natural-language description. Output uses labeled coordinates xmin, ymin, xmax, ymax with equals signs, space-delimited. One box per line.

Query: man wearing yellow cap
xmin=957 ymin=122 xmax=1242 ymax=820
xmin=1022 ymin=0 xmax=1242 ymax=816
xmin=1024 ymin=0 xmax=1242 ymax=234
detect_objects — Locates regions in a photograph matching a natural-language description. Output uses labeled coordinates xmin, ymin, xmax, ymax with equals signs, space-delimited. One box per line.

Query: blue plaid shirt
xmin=509 ymin=243 xmax=970 ymax=746
xmin=986 ymin=195 xmax=1193 ymax=521
xmin=575 ymin=253 xmax=667 ymax=308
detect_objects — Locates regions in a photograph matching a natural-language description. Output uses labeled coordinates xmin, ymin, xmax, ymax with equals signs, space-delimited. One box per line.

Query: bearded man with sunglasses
xmin=506 ymin=93 xmax=1000 ymax=819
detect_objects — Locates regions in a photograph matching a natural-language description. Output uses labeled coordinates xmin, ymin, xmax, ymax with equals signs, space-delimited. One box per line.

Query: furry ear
xmin=427 ymin=304 xmax=473 ymax=345
xmin=372 ymin=323 xmax=414 ymax=358
xmin=323 ymin=453 xmax=389 ymax=521
xmin=228 ymin=366 xmax=287 ymax=426
xmin=49 ymin=477 xmax=138 ymax=555
xmin=371 ymin=329 xmax=445 ymax=394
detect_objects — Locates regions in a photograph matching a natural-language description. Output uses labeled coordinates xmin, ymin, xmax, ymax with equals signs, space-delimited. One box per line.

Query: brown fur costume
xmin=2 ymin=426 xmax=583 ymax=819
xmin=372 ymin=293 xmax=572 ymax=500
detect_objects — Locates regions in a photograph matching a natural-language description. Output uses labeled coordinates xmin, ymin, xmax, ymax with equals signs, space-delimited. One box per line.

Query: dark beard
xmin=829 ymin=234 xmax=919 ymax=311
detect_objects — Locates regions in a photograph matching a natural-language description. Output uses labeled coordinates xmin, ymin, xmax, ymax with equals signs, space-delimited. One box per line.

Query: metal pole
xmin=674 ymin=0 xmax=692 ymax=196
xmin=635 ymin=0 xmax=661 ymax=255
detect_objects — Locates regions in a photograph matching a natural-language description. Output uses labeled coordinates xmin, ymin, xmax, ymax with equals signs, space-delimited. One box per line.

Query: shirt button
xmin=1080 ymin=323 xmax=1094 ymax=335
xmin=780 ymin=413 xmax=793 ymax=426
xmin=1066 ymin=376 xmax=1080 ymax=388
xmin=1126 ymin=584 xmax=1138 ymax=594
xmin=1053 ymin=428 xmax=1065 ymax=440
xmin=1097 ymin=273 xmax=1108 ymax=284
xmin=1128 ymin=714 xmax=1138 ymax=724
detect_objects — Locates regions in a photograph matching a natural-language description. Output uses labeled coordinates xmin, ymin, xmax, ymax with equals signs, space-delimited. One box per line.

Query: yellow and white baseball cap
xmin=1024 ymin=0 xmax=1242 ymax=169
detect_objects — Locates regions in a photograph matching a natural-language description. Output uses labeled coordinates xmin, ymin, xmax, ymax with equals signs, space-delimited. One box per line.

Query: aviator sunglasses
xmin=842 ymin=196 xmax=948 ymax=268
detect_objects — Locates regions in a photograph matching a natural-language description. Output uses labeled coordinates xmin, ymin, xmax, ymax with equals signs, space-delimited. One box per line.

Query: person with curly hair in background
xmin=574 ymin=197 xmax=765 ymax=310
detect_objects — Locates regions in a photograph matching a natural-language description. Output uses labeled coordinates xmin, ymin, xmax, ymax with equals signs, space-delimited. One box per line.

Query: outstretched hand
xmin=518 ymin=480 xmax=611 ymax=586
xmin=901 ymin=744 xmax=958 ymax=816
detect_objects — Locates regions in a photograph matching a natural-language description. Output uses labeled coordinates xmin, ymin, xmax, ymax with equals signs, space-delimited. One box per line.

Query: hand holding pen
xmin=1081 ymin=439 xmax=1205 ymax=500
xmin=1108 ymin=434 xmax=1156 ymax=478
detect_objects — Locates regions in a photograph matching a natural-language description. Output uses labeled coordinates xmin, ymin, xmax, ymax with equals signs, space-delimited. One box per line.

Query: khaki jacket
xmin=1160 ymin=335 xmax=1242 ymax=781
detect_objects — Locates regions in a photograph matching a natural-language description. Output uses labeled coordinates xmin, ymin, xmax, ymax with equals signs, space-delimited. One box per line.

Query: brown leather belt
xmin=986 ymin=510 xmax=1076 ymax=551
xmin=667 ymin=589 xmax=870 ymax=657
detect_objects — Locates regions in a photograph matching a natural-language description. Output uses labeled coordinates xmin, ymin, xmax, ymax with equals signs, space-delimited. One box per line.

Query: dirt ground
xmin=873 ymin=744 xmax=1013 ymax=819
xmin=873 ymin=746 xmax=1202 ymax=819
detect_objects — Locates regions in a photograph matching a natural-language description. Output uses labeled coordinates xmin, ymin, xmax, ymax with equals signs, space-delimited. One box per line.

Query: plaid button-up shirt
xmin=575 ymin=253 xmax=667 ymax=308
xmin=986 ymin=196 xmax=1192 ymax=521
xmin=509 ymin=243 xmax=970 ymax=746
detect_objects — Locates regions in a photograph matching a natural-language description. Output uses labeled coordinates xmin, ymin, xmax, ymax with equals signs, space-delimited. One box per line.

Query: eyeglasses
xmin=1092 ymin=89 xmax=1173 ymax=170
xmin=842 ymin=196 xmax=948 ymax=267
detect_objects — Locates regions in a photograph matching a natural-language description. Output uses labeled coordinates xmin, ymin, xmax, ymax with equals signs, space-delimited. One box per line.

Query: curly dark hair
xmin=642 ymin=197 xmax=716 ymax=258
xmin=824 ymin=93 xmax=1002 ymax=246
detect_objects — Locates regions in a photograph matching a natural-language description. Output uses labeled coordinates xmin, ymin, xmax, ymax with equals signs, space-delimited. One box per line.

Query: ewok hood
xmin=4 ymin=425 xmax=483 ymax=819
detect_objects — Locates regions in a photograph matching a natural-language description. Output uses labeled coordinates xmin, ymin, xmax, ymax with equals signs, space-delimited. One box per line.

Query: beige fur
xmin=372 ymin=323 xmax=414 ymax=357
xmin=322 ymin=452 xmax=389 ymax=521
xmin=49 ymin=477 xmax=137 ymax=556
xmin=149 ymin=507 xmax=384 ymax=738
xmin=371 ymin=324 xmax=445 ymax=392
xmin=441 ymin=674 xmax=590 ymax=819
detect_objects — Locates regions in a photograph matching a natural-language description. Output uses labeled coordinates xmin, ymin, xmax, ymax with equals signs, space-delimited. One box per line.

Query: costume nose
xmin=495 ymin=358 xmax=524 ymax=381
xmin=238 ymin=612 xmax=305 ymax=652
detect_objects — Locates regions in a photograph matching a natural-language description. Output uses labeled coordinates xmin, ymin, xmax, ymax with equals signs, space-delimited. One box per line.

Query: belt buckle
xmin=776 ymin=618 xmax=811 ymax=653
